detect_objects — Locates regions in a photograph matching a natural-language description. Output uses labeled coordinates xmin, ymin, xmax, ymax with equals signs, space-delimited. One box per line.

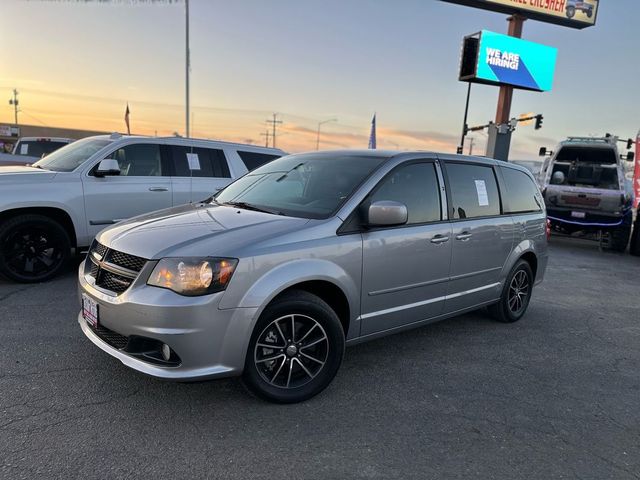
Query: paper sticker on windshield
xmin=475 ymin=180 xmax=489 ymax=206
xmin=186 ymin=153 xmax=200 ymax=171
xmin=20 ymin=144 xmax=28 ymax=155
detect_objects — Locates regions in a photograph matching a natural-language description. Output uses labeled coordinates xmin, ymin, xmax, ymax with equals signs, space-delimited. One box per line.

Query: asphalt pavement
xmin=1 ymin=238 xmax=639 ymax=480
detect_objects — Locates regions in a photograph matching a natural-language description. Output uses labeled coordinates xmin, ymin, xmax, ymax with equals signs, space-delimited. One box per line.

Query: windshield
xmin=15 ymin=140 xmax=68 ymax=158
xmin=214 ymin=153 xmax=388 ymax=219
xmin=33 ymin=137 xmax=111 ymax=172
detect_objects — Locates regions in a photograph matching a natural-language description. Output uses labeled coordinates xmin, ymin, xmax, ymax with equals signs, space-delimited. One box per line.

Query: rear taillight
xmin=546 ymin=218 xmax=551 ymax=241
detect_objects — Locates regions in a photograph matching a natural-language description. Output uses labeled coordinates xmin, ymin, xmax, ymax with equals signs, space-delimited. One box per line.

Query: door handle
xmin=455 ymin=232 xmax=472 ymax=241
xmin=430 ymin=235 xmax=450 ymax=244
xmin=148 ymin=187 xmax=168 ymax=192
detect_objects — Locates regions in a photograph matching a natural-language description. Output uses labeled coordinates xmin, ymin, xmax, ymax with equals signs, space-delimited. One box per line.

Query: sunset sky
xmin=1 ymin=0 xmax=638 ymax=158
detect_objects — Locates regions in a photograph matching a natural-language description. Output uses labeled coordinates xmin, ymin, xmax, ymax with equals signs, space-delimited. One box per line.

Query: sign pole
xmin=458 ymin=82 xmax=472 ymax=154
xmin=486 ymin=14 xmax=525 ymax=161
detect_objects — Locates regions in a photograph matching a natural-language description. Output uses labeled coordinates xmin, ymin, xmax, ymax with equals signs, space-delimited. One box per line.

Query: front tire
xmin=242 ymin=290 xmax=345 ymax=403
xmin=566 ymin=6 xmax=576 ymax=18
xmin=0 ymin=214 xmax=71 ymax=283
xmin=489 ymin=260 xmax=534 ymax=323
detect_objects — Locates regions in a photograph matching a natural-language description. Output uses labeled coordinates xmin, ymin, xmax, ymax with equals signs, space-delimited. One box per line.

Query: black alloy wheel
xmin=0 ymin=214 xmax=71 ymax=283
xmin=243 ymin=290 xmax=345 ymax=403
xmin=489 ymin=260 xmax=534 ymax=323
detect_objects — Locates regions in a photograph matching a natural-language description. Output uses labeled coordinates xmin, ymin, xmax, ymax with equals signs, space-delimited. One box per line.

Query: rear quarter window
xmin=500 ymin=167 xmax=543 ymax=214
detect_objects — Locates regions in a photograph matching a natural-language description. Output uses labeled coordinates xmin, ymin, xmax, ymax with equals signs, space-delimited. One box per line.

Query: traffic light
xmin=627 ymin=138 xmax=634 ymax=150
xmin=534 ymin=114 xmax=543 ymax=130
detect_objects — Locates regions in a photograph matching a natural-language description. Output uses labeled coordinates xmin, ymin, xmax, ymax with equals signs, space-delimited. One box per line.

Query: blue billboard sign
xmin=460 ymin=30 xmax=558 ymax=92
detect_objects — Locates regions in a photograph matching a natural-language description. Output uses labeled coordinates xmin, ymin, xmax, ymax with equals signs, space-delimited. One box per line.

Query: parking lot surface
xmin=1 ymin=239 xmax=639 ymax=479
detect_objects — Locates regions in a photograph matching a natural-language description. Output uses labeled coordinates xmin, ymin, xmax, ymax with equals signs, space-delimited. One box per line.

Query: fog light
xmin=161 ymin=343 xmax=171 ymax=361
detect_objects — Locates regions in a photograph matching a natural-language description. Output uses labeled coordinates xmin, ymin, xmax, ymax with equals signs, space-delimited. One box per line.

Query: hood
xmin=97 ymin=202 xmax=312 ymax=259
xmin=0 ymin=166 xmax=58 ymax=181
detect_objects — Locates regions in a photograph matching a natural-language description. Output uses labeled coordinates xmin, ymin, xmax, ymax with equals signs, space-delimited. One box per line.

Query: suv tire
xmin=0 ymin=214 xmax=71 ymax=283
xmin=489 ymin=260 xmax=534 ymax=323
xmin=566 ymin=6 xmax=576 ymax=18
xmin=242 ymin=290 xmax=345 ymax=403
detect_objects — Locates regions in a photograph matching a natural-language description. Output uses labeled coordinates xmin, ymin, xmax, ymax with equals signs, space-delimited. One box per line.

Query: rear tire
xmin=0 ymin=214 xmax=71 ymax=283
xmin=566 ymin=6 xmax=575 ymax=18
xmin=242 ymin=290 xmax=345 ymax=403
xmin=489 ymin=260 xmax=534 ymax=323
xmin=607 ymin=226 xmax=630 ymax=253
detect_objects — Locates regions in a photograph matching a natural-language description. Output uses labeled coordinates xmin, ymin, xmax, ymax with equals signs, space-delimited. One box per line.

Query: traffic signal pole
xmin=485 ymin=14 xmax=525 ymax=161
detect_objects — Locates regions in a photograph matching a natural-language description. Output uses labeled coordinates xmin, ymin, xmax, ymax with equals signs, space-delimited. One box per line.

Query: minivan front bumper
xmin=78 ymin=260 xmax=258 ymax=381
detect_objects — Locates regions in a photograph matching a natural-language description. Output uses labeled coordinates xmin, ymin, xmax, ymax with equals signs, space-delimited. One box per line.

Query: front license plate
xmin=82 ymin=293 xmax=99 ymax=328
xmin=571 ymin=211 xmax=586 ymax=219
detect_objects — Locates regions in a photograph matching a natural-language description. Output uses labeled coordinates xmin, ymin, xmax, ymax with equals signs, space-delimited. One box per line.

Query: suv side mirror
xmin=538 ymin=147 xmax=547 ymax=157
xmin=626 ymin=152 xmax=635 ymax=162
xmin=367 ymin=200 xmax=408 ymax=227
xmin=95 ymin=159 xmax=121 ymax=177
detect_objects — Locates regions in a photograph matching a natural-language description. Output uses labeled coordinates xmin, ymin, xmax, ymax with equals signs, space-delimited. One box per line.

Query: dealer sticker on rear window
xmin=475 ymin=180 xmax=489 ymax=206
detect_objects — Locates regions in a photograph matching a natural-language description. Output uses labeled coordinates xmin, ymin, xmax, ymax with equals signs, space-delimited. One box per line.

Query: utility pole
xmin=266 ymin=113 xmax=282 ymax=148
xmin=468 ymin=137 xmax=475 ymax=155
xmin=185 ymin=0 xmax=190 ymax=138
xmin=9 ymin=89 xmax=19 ymax=126
xmin=261 ymin=129 xmax=272 ymax=148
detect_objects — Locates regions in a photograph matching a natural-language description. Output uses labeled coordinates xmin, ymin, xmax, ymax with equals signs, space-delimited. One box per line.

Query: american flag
xmin=368 ymin=113 xmax=376 ymax=149
xmin=124 ymin=103 xmax=131 ymax=135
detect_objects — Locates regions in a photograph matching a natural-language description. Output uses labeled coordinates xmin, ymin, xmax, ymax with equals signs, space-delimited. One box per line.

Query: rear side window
xmin=501 ymin=167 xmax=543 ymax=213
xmin=446 ymin=163 xmax=500 ymax=219
xmin=368 ymin=162 xmax=441 ymax=225
xmin=238 ymin=151 xmax=281 ymax=171
xmin=16 ymin=141 xmax=68 ymax=157
xmin=170 ymin=146 xmax=230 ymax=178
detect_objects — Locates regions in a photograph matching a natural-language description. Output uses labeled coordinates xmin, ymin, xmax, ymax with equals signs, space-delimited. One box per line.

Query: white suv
xmin=0 ymin=133 xmax=284 ymax=282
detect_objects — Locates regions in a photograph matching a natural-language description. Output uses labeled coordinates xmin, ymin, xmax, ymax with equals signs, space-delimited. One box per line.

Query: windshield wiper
xmin=221 ymin=201 xmax=284 ymax=216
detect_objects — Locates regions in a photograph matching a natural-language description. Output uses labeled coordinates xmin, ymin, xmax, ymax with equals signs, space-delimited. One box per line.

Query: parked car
xmin=78 ymin=150 xmax=548 ymax=403
xmin=539 ymin=136 xmax=635 ymax=252
xmin=0 ymin=133 xmax=285 ymax=282
xmin=0 ymin=137 xmax=74 ymax=165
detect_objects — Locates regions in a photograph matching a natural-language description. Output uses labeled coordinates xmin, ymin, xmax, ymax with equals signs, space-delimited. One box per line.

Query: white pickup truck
xmin=0 ymin=137 xmax=74 ymax=165
xmin=0 ymin=133 xmax=285 ymax=282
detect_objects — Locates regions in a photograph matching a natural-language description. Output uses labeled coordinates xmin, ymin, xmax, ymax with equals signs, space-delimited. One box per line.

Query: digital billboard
xmin=459 ymin=30 xmax=557 ymax=92
xmin=442 ymin=0 xmax=599 ymax=29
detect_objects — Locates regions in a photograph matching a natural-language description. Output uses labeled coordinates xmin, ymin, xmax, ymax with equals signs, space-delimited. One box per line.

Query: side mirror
xmin=538 ymin=147 xmax=546 ymax=157
xmin=367 ymin=200 xmax=408 ymax=227
xmin=95 ymin=159 xmax=121 ymax=177
xmin=626 ymin=152 xmax=635 ymax=162
xmin=551 ymin=171 xmax=565 ymax=185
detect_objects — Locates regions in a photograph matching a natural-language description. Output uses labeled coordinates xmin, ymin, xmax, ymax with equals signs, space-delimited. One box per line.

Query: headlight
xmin=147 ymin=257 xmax=238 ymax=296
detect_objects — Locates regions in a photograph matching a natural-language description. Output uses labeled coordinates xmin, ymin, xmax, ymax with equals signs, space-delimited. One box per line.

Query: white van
xmin=0 ymin=133 xmax=285 ymax=282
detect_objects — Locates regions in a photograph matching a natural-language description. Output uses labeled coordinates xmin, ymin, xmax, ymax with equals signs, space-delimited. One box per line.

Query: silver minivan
xmin=78 ymin=151 xmax=548 ymax=403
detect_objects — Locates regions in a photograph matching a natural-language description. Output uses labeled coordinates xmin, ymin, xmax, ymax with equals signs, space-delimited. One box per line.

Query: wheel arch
xmin=0 ymin=206 xmax=78 ymax=249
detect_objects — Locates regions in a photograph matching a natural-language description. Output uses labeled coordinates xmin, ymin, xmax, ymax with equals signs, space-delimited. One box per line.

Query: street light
xmin=316 ymin=118 xmax=337 ymax=150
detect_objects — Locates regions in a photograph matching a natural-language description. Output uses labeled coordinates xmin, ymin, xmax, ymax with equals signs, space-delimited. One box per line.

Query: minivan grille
xmin=87 ymin=242 xmax=148 ymax=295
